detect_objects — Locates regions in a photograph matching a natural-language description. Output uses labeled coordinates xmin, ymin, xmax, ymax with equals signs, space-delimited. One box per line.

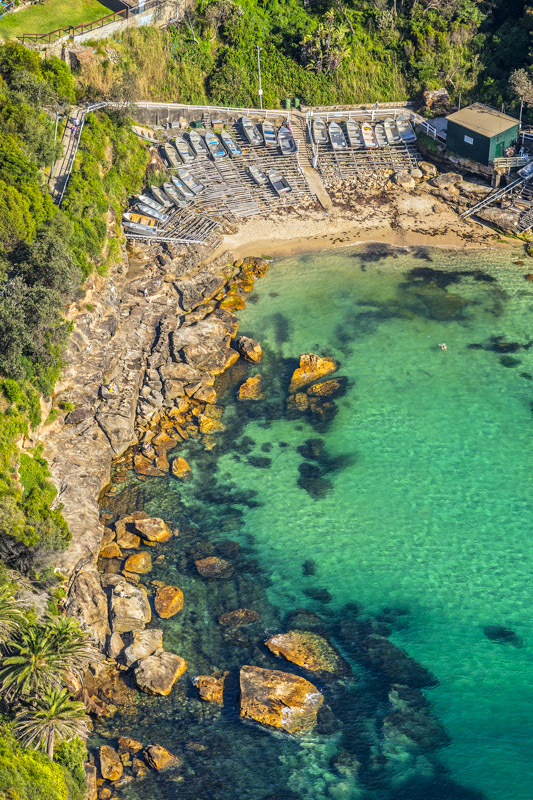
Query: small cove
xmin=99 ymin=244 xmax=533 ymax=800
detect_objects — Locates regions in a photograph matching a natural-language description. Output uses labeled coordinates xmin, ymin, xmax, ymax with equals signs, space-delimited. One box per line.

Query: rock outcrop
xmin=66 ymin=570 xmax=109 ymax=647
xmin=289 ymin=354 xmax=338 ymax=393
xmin=239 ymin=665 xmax=323 ymax=735
xmin=144 ymin=744 xmax=181 ymax=771
xmin=237 ymin=375 xmax=264 ymax=401
xmin=134 ymin=517 xmax=172 ymax=543
xmin=134 ymin=651 xmax=187 ymax=695
xmin=236 ymin=335 xmax=262 ymax=363
xmin=110 ymin=580 xmax=151 ymax=634
xmin=194 ymin=671 xmax=229 ymax=705
xmin=265 ymin=630 xmax=347 ymax=675
xmin=123 ymin=628 xmax=163 ymax=667
xmin=99 ymin=745 xmax=123 ymax=781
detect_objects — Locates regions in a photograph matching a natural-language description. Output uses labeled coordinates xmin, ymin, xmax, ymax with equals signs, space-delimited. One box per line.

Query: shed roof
xmin=446 ymin=104 xmax=519 ymax=137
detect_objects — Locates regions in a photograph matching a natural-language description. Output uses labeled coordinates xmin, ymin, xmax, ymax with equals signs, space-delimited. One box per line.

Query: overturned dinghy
xmin=123 ymin=220 xmax=160 ymax=236
xmin=137 ymin=194 xmax=166 ymax=213
xmin=247 ymin=163 xmax=267 ymax=185
xmin=312 ymin=117 xmax=328 ymax=145
xmin=220 ymin=128 xmax=243 ymax=157
xmin=178 ymin=168 xmax=205 ymax=195
xmin=268 ymin=169 xmax=291 ymax=195
xmin=240 ymin=116 xmax=263 ymax=145
xmin=187 ymin=129 xmax=209 ymax=157
xmin=278 ymin=125 xmax=297 ymax=155
xmin=262 ymin=121 xmax=277 ymax=148
xmin=135 ymin=203 xmax=170 ymax=223
xmin=150 ymin=185 xmax=173 ymax=208
xmin=204 ymin=130 xmax=227 ymax=160
xmin=328 ymin=121 xmax=347 ymax=150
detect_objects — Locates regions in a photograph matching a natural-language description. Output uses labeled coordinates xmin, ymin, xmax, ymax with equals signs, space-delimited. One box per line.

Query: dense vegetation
xmin=0 ymin=41 xmax=148 ymax=799
xmin=77 ymin=0 xmax=533 ymax=116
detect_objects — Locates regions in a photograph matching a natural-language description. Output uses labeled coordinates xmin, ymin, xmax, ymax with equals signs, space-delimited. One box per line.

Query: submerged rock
xmin=483 ymin=625 xmax=524 ymax=648
xmin=195 ymin=556 xmax=234 ymax=579
xmin=134 ymin=651 xmax=187 ymax=695
xmin=289 ymin=353 xmax=339 ymax=393
xmin=194 ymin=671 xmax=229 ymax=705
xmin=118 ymin=737 xmax=143 ymax=753
xmin=99 ymin=745 xmax=123 ymax=781
xmin=239 ymin=665 xmax=323 ymax=735
xmin=154 ymin=585 xmax=184 ymax=618
xmin=356 ymin=635 xmax=438 ymax=688
xmin=307 ymin=377 xmax=347 ymax=398
xmin=237 ymin=374 xmax=264 ymax=401
xmin=265 ymin=630 xmax=348 ymax=675
xmin=218 ymin=608 xmax=260 ymax=627
xmin=171 ymin=456 xmax=193 ymax=481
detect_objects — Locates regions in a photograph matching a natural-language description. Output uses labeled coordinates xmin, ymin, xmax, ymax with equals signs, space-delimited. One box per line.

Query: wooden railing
xmin=20 ymin=8 xmax=128 ymax=43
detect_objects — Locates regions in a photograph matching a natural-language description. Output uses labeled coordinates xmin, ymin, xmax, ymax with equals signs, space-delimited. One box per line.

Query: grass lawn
xmin=0 ymin=0 xmax=111 ymax=39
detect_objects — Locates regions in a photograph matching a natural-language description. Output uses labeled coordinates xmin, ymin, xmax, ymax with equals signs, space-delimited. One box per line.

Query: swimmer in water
xmin=439 ymin=343 xmax=447 ymax=351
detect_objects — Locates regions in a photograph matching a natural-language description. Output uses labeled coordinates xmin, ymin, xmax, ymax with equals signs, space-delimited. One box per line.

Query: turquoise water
xmin=103 ymin=244 xmax=533 ymax=800
xmin=213 ymin=246 xmax=533 ymax=800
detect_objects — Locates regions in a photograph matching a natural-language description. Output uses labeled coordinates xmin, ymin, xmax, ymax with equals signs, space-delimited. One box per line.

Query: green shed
xmin=445 ymin=104 xmax=520 ymax=166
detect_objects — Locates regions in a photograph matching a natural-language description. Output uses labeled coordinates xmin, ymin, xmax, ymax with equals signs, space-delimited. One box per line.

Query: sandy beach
xmin=217 ymin=186 xmax=503 ymax=260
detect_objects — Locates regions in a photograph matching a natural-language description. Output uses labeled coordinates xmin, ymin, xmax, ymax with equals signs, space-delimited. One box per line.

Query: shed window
xmin=464 ymin=135 xmax=474 ymax=145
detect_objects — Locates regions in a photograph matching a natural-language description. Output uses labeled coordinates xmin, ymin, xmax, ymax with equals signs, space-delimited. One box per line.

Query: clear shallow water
xmin=102 ymin=244 xmax=533 ymax=800
xmin=213 ymin=246 xmax=533 ymax=800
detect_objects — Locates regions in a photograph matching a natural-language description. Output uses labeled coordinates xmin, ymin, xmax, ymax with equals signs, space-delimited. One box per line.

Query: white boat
xmin=268 ymin=169 xmax=291 ymax=195
xmin=204 ymin=130 xmax=227 ymax=160
xmin=262 ymin=122 xmax=277 ymax=148
xmin=171 ymin=175 xmax=194 ymax=200
xmin=278 ymin=125 xmax=297 ymax=155
xmin=361 ymin=122 xmax=378 ymax=149
xmin=312 ymin=117 xmax=328 ymax=145
xmin=374 ymin=123 xmax=388 ymax=148
xmin=162 ymin=182 xmax=187 ymax=208
xmin=346 ymin=120 xmax=364 ymax=148
xmin=187 ymin=130 xmax=209 ymax=157
xmin=150 ymin=186 xmax=172 ymax=208
xmin=123 ymin=221 xmax=159 ymax=236
xmin=160 ymin=142 xmax=180 ymax=168
xmin=220 ymin=128 xmax=243 ymax=157
xmin=135 ymin=203 xmax=169 ymax=223
xmin=178 ymin=168 xmax=205 ymax=195
xmin=137 ymin=194 xmax=166 ymax=213
xmin=172 ymin=135 xmax=195 ymax=164
xmin=240 ymin=116 xmax=263 ymax=145
xmin=328 ymin=121 xmax=347 ymax=150
xmin=384 ymin=117 xmax=402 ymax=145
xmin=397 ymin=114 xmax=417 ymax=143
xmin=247 ymin=163 xmax=267 ymax=185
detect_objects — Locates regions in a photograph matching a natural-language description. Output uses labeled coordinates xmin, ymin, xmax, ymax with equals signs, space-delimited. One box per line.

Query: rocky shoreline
xmin=38 ymin=188 xmax=501 ymax=800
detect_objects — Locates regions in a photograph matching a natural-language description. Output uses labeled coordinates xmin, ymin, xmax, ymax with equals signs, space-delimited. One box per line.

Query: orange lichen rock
xmin=134 ymin=517 xmax=172 ymax=543
xmin=289 ymin=353 xmax=338 ymax=393
xmin=265 ymin=630 xmax=345 ymax=675
xmin=99 ymin=543 xmax=122 ymax=559
xmin=220 ymin=295 xmax=246 ymax=311
xmin=237 ymin=375 xmax=264 ymax=401
xmin=123 ymin=552 xmax=152 ymax=574
xmin=194 ymin=671 xmax=229 ymax=705
xmin=154 ymin=585 xmax=184 ymax=618
xmin=171 ymin=456 xmax=192 ymax=481
xmin=306 ymin=378 xmax=345 ymax=397
xmin=239 ymin=665 xmax=323 ymax=735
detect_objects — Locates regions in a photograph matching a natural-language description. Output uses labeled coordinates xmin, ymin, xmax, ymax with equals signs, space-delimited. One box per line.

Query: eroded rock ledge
xmin=41 ymin=242 xmax=264 ymax=643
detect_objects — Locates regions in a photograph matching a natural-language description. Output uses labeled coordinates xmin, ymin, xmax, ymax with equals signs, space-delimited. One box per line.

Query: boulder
xmin=289 ymin=354 xmax=338 ymax=393
xmin=116 ymin=527 xmax=141 ymax=549
xmin=194 ymin=671 xmax=229 ymax=705
xmin=476 ymin=206 xmax=521 ymax=234
xmin=421 ymin=87 xmax=450 ymax=115
xmin=195 ymin=556 xmax=234 ymax=579
xmin=265 ymin=630 xmax=347 ymax=675
xmin=431 ymin=171 xmax=463 ymax=190
xmin=154 ymin=585 xmax=184 ymax=618
xmin=194 ymin=384 xmax=217 ymax=404
xmin=106 ymin=631 xmax=124 ymax=659
xmin=237 ymin=375 xmax=264 ymax=401
xmin=171 ymin=456 xmax=192 ymax=481
xmin=239 ymin=665 xmax=323 ymax=735
xmin=84 ymin=764 xmax=97 ymax=800
xmin=123 ymin=551 xmax=152 ymax=574
xmin=133 ymin=454 xmax=167 ymax=477
xmin=134 ymin=651 xmax=187 ymax=695
xmin=118 ymin=736 xmax=143 ymax=753
xmin=236 ymin=335 xmax=263 ymax=363
xmin=220 ymin=294 xmax=246 ymax=311
xmin=306 ymin=377 xmax=347 ymax=398
xmin=410 ymin=168 xmax=424 ymax=181
xmin=134 ymin=517 xmax=172 ymax=543
xmin=99 ymin=745 xmax=123 ymax=781
xmin=99 ymin=542 xmax=122 ymax=559
xmin=394 ymin=171 xmax=415 ymax=191
xmin=65 ymin=407 xmax=93 ymax=425
xmin=418 ymin=161 xmax=438 ymax=178
xmin=144 ymin=744 xmax=182 ymax=771
xmin=110 ymin=580 xmax=151 ymax=634
xmin=66 ymin=569 xmax=109 ymax=647
xmin=218 ymin=608 xmax=260 ymax=627
xmin=124 ymin=628 xmax=163 ymax=667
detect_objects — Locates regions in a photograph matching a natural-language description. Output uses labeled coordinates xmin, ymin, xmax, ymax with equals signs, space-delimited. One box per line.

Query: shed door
xmin=495 ymin=141 xmax=504 ymax=158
